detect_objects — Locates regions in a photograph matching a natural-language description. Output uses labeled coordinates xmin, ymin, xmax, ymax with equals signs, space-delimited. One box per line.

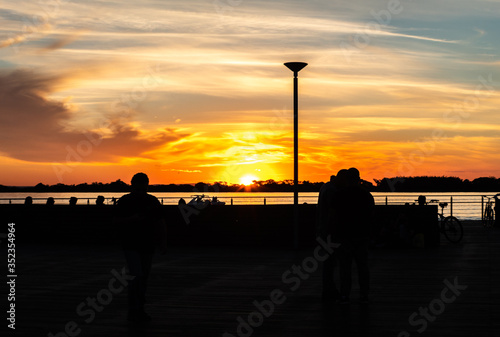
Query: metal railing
xmin=0 ymin=193 xmax=498 ymax=220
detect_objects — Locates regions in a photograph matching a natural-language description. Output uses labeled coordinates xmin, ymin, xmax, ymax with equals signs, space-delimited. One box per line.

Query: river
xmin=1 ymin=191 xmax=498 ymax=220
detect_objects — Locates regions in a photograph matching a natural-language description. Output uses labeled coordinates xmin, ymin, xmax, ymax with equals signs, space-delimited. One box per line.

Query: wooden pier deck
xmin=6 ymin=221 xmax=500 ymax=337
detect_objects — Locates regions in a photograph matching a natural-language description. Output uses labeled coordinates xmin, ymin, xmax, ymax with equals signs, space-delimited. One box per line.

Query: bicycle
xmin=428 ymin=199 xmax=463 ymax=243
xmin=482 ymin=195 xmax=495 ymax=227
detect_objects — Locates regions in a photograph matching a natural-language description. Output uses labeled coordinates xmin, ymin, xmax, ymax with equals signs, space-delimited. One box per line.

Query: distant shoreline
xmin=1 ymin=175 xmax=499 ymax=193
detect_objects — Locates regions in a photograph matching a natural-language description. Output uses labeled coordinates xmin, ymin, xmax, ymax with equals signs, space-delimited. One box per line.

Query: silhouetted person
xmin=46 ymin=197 xmax=55 ymax=206
xmin=114 ymin=172 xmax=167 ymax=322
xmin=330 ymin=167 xmax=374 ymax=304
xmin=317 ymin=174 xmax=340 ymax=302
xmin=96 ymin=195 xmax=105 ymax=206
xmin=69 ymin=196 xmax=78 ymax=205
xmin=417 ymin=195 xmax=426 ymax=206
xmin=24 ymin=196 xmax=33 ymax=205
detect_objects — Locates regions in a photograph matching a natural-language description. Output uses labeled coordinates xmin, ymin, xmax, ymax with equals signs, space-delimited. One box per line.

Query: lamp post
xmin=284 ymin=61 xmax=307 ymax=249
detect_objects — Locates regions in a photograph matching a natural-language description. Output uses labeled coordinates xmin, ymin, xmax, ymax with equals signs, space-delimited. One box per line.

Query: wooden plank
xmin=5 ymin=221 xmax=499 ymax=336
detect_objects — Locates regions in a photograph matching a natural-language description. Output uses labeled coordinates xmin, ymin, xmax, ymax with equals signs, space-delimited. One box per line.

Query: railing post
xmin=264 ymin=198 xmax=266 ymax=205
xmin=231 ymin=198 xmax=233 ymax=206
xmin=450 ymin=196 xmax=453 ymax=216
xmin=385 ymin=196 xmax=388 ymax=205
xmin=481 ymin=196 xmax=484 ymax=220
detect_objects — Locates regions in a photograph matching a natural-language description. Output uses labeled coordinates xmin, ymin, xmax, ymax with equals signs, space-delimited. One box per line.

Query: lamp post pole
xmin=284 ymin=62 xmax=307 ymax=249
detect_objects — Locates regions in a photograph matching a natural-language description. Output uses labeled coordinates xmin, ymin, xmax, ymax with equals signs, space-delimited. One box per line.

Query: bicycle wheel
xmin=443 ymin=216 xmax=463 ymax=243
xmin=483 ymin=207 xmax=494 ymax=228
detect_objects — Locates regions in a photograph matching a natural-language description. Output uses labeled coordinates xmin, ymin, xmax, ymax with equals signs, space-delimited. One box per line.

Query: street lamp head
xmin=284 ymin=62 xmax=308 ymax=75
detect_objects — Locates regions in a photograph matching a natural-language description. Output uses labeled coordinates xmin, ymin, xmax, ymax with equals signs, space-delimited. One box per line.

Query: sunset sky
xmin=1 ymin=0 xmax=499 ymax=186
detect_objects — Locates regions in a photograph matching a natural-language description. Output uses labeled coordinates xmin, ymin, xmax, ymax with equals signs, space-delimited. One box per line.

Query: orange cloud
xmin=0 ymin=69 xmax=190 ymax=164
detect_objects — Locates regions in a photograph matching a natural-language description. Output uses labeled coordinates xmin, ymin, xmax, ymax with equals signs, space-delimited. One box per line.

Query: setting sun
xmin=240 ymin=175 xmax=259 ymax=186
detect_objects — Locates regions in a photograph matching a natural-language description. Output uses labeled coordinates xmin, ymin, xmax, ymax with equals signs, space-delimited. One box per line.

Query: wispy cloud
xmin=0 ymin=69 xmax=189 ymax=163
xmin=164 ymin=169 xmax=202 ymax=173
xmin=39 ymin=31 xmax=86 ymax=52
xmin=0 ymin=22 xmax=52 ymax=48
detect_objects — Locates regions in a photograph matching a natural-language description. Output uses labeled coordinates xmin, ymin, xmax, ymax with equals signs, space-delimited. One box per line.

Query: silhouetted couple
xmin=317 ymin=167 xmax=374 ymax=304
xmin=114 ymin=173 xmax=167 ymax=322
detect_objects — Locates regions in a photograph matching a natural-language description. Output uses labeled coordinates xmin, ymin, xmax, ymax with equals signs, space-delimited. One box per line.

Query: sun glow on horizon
xmin=240 ymin=174 xmax=259 ymax=186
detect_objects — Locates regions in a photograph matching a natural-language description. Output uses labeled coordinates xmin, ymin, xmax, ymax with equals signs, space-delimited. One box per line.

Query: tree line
xmin=0 ymin=176 xmax=499 ymax=193
xmin=374 ymin=176 xmax=500 ymax=192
